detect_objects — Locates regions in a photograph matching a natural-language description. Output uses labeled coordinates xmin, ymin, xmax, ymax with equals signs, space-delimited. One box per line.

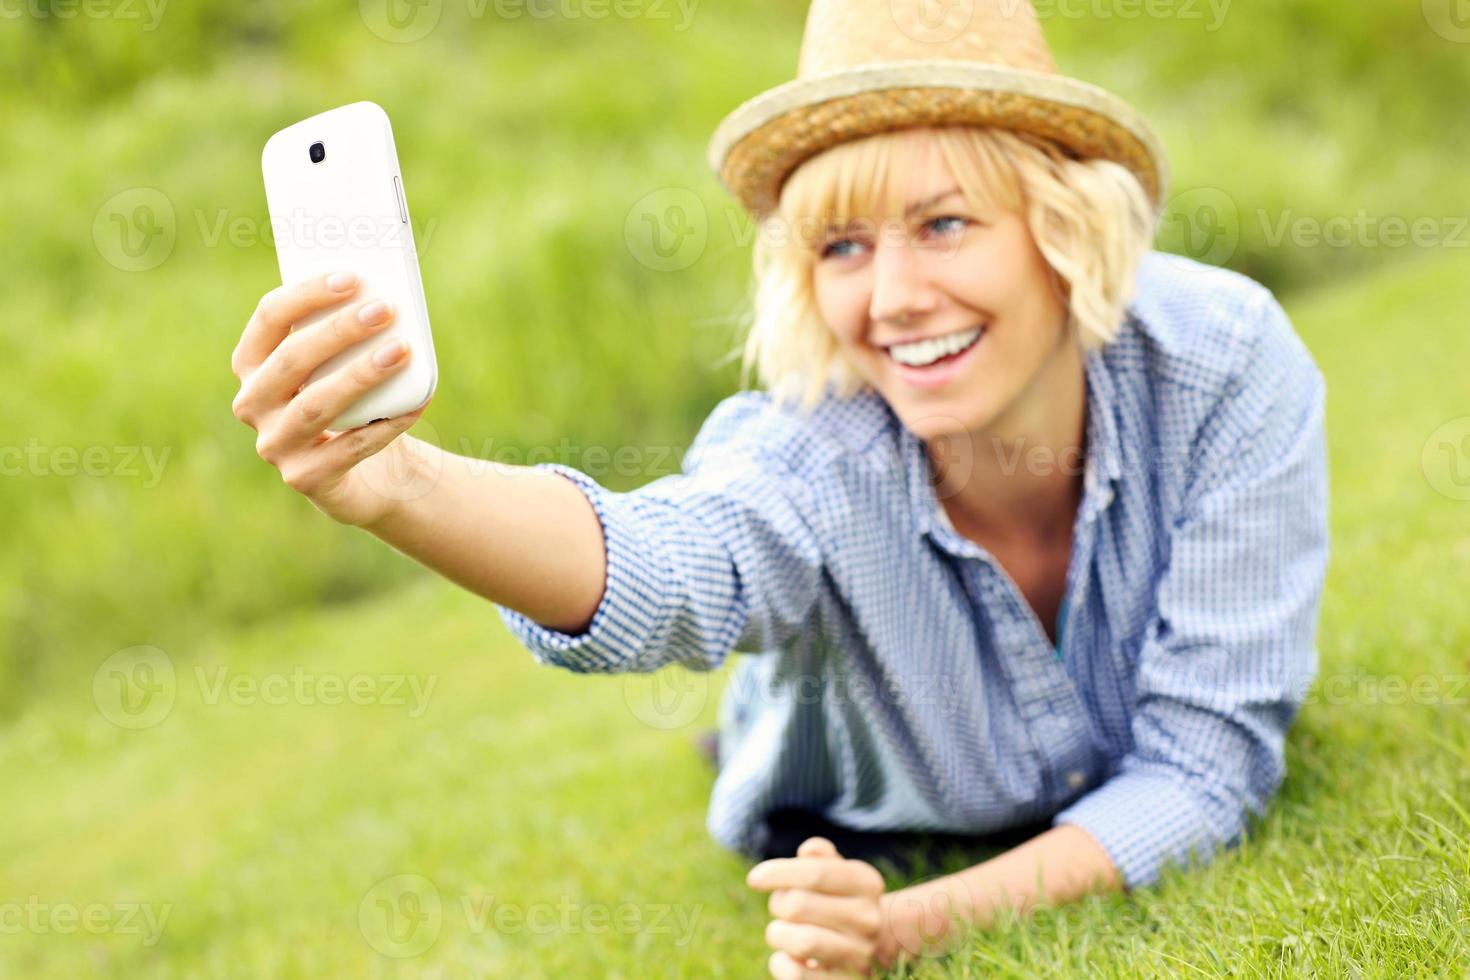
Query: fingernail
xmin=358 ymin=300 xmax=393 ymax=324
xmin=373 ymin=340 xmax=406 ymax=367
xmin=327 ymin=271 xmax=358 ymax=292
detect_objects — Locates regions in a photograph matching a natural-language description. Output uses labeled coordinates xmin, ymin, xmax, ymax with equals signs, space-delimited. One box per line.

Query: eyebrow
xmin=820 ymin=187 xmax=968 ymax=240
xmin=902 ymin=188 xmax=964 ymax=218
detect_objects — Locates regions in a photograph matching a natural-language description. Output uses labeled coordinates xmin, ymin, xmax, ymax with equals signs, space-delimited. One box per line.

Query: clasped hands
xmin=746 ymin=836 xmax=971 ymax=977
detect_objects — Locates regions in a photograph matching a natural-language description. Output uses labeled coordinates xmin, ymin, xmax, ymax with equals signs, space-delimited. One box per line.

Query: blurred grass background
xmin=2 ymin=0 xmax=1468 ymax=975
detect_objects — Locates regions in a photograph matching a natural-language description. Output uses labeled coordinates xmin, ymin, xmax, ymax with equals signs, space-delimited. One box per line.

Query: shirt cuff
xmin=1051 ymin=768 xmax=1227 ymax=890
xmin=494 ymin=463 xmax=676 ymax=673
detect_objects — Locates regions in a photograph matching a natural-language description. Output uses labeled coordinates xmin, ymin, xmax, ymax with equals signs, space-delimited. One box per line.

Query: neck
xmin=927 ymin=333 xmax=1087 ymax=545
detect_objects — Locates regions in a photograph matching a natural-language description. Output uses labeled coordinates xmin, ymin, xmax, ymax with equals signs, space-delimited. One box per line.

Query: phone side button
xmin=393 ymin=176 xmax=408 ymax=224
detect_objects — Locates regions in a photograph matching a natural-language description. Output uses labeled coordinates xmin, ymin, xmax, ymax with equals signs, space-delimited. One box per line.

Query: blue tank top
xmin=1054 ymin=594 xmax=1070 ymax=659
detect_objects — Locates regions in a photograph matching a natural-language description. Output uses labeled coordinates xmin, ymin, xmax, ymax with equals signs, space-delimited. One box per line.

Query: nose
xmin=867 ymin=233 xmax=938 ymax=330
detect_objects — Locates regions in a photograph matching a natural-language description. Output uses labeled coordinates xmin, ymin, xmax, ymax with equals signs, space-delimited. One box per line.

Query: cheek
xmin=935 ymin=239 xmax=1064 ymax=339
xmin=943 ymin=230 xmax=1011 ymax=287
xmin=813 ymin=272 xmax=870 ymax=346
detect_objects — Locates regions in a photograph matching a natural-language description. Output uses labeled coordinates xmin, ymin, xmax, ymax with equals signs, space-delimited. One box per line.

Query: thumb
xmin=796 ymin=836 xmax=842 ymax=860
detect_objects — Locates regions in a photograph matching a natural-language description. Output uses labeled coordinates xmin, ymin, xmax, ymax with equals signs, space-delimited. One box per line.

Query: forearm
xmin=362 ymin=436 xmax=606 ymax=634
xmin=877 ymin=824 xmax=1122 ymax=965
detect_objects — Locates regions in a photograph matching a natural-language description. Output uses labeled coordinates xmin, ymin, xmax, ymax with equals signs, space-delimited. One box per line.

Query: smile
xmin=884 ymin=325 xmax=986 ymax=367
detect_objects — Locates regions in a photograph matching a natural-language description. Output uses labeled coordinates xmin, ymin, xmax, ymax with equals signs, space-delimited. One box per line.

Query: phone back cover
xmin=261 ymin=101 xmax=436 ymax=429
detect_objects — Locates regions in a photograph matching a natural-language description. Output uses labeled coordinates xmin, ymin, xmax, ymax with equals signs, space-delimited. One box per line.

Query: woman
xmin=229 ymin=0 xmax=1329 ymax=972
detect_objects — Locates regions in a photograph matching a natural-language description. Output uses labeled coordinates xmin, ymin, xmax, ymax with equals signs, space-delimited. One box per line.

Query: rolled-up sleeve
xmin=1054 ymin=291 xmax=1331 ymax=889
xmin=494 ymin=395 xmax=828 ymax=675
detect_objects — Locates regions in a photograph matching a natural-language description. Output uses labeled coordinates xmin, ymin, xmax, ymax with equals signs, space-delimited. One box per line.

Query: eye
xmin=922 ymin=215 xmax=969 ymax=238
xmin=819 ymin=237 xmax=866 ymax=260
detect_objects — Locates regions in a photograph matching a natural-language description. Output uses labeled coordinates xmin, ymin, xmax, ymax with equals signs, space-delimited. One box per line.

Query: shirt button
xmin=1066 ymin=769 xmax=1087 ymax=790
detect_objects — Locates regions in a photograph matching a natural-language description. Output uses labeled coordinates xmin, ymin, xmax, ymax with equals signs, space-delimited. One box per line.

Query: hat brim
xmin=708 ymin=60 xmax=1170 ymax=218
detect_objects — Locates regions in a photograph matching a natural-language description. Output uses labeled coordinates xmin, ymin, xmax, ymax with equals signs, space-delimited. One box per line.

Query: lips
xmin=882 ymin=324 xmax=987 ymax=391
xmin=882 ymin=324 xmax=987 ymax=367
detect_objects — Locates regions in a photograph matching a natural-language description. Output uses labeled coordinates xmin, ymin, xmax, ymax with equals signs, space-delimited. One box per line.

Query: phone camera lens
xmin=309 ymin=142 xmax=326 ymax=164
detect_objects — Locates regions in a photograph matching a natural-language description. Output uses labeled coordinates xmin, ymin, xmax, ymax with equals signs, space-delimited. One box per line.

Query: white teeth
xmin=887 ymin=326 xmax=984 ymax=367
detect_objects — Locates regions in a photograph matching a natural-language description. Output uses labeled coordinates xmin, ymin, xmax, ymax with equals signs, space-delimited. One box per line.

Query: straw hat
xmin=707 ymin=0 xmax=1170 ymax=218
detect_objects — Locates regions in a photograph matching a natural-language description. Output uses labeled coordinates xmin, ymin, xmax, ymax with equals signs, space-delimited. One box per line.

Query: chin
xmin=889 ymin=395 xmax=991 ymax=443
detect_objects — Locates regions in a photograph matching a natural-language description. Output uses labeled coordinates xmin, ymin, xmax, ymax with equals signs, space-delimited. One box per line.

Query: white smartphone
xmin=261 ymin=101 xmax=437 ymax=431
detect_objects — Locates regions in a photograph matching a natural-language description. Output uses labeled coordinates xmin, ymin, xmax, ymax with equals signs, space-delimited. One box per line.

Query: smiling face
xmin=798 ymin=128 xmax=1076 ymax=443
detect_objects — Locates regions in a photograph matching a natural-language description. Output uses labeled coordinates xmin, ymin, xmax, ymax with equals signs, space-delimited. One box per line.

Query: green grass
xmin=4 ymin=249 xmax=1468 ymax=977
xmin=1 ymin=578 xmax=755 ymax=978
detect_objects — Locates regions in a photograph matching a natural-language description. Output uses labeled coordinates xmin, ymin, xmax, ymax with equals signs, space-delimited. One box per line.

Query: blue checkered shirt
xmin=496 ymin=251 xmax=1331 ymax=889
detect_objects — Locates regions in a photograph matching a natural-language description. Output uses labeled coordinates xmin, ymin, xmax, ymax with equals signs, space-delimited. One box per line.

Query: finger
xmin=767 ymin=951 xmax=861 ymax=980
xmin=279 ymin=411 xmax=423 ymax=496
xmin=797 ymin=837 xmax=841 ymax=860
xmin=768 ymin=889 xmax=882 ymax=939
xmin=765 ymin=920 xmax=873 ymax=973
xmin=748 ymin=858 xmax=886 ymax=898
xmin=231 ymin=270 xmax=360 ymax=378
xmin=272 ymin=338 xmax=411 ymax=448
xmin=234 ymin=299 xmax=396 ymax=419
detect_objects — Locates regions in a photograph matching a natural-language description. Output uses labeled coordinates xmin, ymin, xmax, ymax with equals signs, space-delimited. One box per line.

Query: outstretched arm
xmin=230 ymin=271 xmax=609 ymax=634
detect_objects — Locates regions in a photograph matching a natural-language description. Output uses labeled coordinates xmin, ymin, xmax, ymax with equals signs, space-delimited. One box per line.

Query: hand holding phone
xmin=260 ymin=101 xmax=437 ymax=430
xmin=229 ymin=272 xmax=439 ymax=527
xmin=231 ymin=101 xmax=441 ymax=526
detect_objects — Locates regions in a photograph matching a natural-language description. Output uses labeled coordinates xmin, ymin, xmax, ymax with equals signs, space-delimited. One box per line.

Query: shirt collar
xmin=893 ymin=340 xmax=1125 ymax=543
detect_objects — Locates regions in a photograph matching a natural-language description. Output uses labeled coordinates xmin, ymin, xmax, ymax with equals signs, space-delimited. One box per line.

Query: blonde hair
xmin=738 ymin=125 xmax=1159 ymax=411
